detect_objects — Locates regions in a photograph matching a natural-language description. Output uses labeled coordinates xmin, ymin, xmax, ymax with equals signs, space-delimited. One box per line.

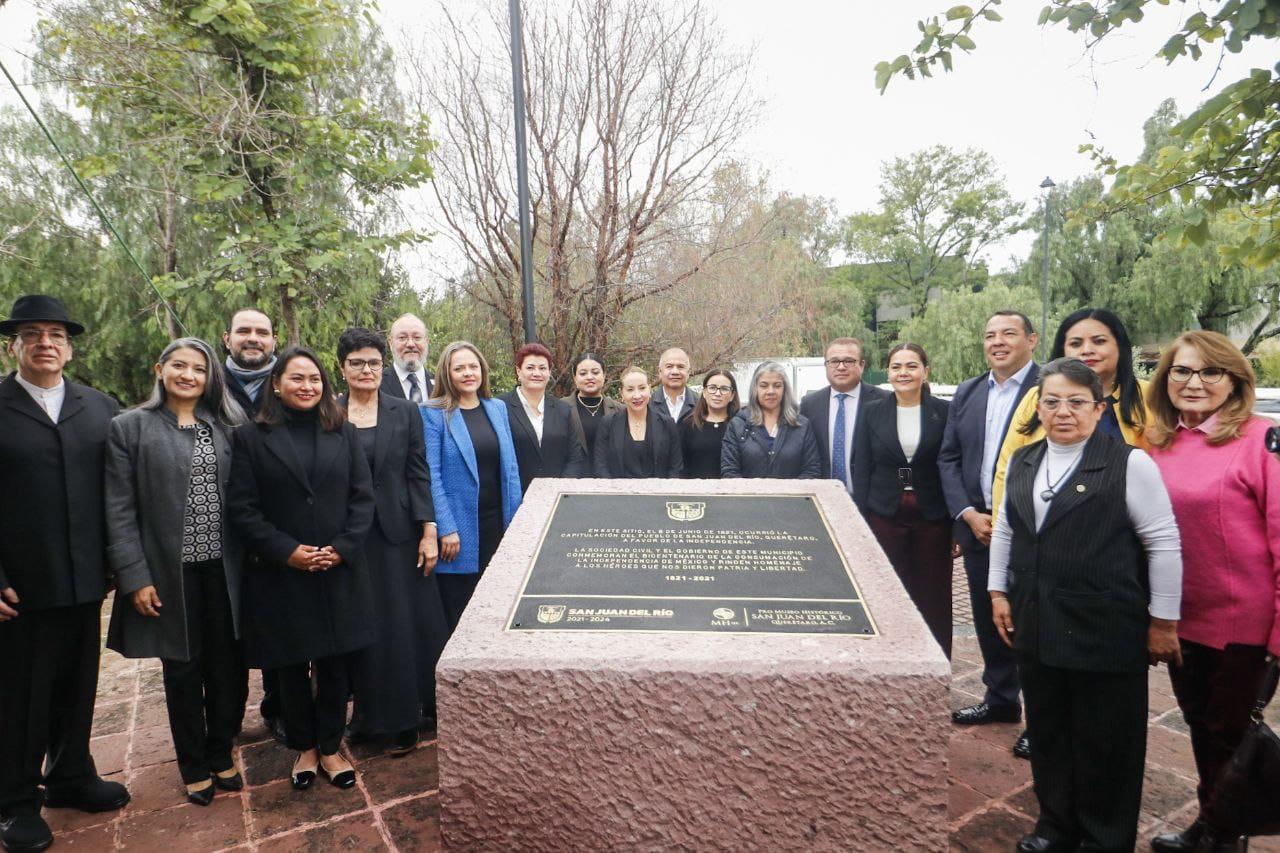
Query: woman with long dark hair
xmin=852 ymin=343 xmax=952 ymax=656
xmin=679 ymin=368 xmax=739 ymax=478
xmin=565 ymin=352 xmax=622 ymax=458
xmin=993 ymin=308 xmax=1149 ymax=514
xmin=105 ymin=338 xmax=248 ymax=805
xmin=422 ymin=341 xmax=523 ymax=630
xmin=337 ymin=328 xmax=446 ymax=756
xmin=228 ymin=347 xmax=375 ymax=791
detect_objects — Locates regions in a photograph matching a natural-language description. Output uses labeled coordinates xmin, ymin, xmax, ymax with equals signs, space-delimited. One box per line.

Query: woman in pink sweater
xmin=1147 ymin=330 xmax=1280 ymax=853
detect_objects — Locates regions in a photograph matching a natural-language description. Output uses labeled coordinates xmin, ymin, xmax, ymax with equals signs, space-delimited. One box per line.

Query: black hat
xmin=0 ymin=295 xmax=85 ymax=337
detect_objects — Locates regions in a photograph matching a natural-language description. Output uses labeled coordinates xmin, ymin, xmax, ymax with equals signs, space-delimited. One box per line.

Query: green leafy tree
xmin=843 ymin=145 xmax=1022 ymax=318
xmin=879 ymin=0 xmax=1280 ymax=268
xmin=895 ymin=281 xmax=1046 ymax=383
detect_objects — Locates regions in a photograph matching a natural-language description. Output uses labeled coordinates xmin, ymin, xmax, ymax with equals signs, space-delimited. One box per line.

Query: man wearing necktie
xmin=381 ymin=313 xmax=434 ymax=402
xmin=800 ymin=337 xmax=890 ymax=495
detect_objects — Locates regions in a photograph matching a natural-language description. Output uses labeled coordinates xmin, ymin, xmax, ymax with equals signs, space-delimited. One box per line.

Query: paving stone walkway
xmin=55 ymin=583 xmax=1280 ymax=851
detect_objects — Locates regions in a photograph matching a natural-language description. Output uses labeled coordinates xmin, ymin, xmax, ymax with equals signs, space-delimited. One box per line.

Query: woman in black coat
xmin=679 ymin=368 xmax=739 ymax=478
xmin=592 ymin=366 xmax=682 ymax=477
xmin=228 ymin=347 xmax=375 ymax=791
xmin=852 ymin=343 xmax=952 ymax=656
xmin=721 ymin=362 xmax=822 ymax=478
xmin=337 ymin=329 xmax=447 ymax=756
xmin=500 ymin=342 xmax=589 ymax=492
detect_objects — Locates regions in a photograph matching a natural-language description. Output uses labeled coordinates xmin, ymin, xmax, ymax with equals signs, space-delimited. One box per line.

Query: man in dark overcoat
xmin=0 ymin=295 xmax=129 ymax=853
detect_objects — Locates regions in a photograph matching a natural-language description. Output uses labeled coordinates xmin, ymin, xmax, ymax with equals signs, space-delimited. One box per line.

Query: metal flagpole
xmin=509 ymin=0 xmax=536 ymax=344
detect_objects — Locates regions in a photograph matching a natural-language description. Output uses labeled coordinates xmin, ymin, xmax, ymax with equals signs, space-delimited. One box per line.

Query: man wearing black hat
xmin=0 ymin=296 xmax=129 ymax=853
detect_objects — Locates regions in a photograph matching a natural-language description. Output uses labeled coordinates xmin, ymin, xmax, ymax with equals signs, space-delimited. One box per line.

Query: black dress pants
xmin=1019 ymin=655 xmax=1148 ymax=852
xmin=278 ymin=652 xmax=358 ymax=756
xmin=0 ymin=602 xmax=101 ymax=817
xmin=437 ymin=511 xmax=503 ymax=633
xmin=1168 ymin=640 xmax=1274 ymax=831
xmin=160 ymin=560 xmax=248 ymax=785
xmin=963 ymin=544 xmax=1021 ymax=709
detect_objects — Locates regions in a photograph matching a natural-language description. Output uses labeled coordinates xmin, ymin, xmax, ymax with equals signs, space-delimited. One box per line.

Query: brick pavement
xmin=51 ymin=587 xmax=1279 ymax=851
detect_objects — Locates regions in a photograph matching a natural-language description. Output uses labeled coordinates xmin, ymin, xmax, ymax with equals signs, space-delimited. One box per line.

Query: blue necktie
xmin=831 ymin=393 xmax=849 ymax=487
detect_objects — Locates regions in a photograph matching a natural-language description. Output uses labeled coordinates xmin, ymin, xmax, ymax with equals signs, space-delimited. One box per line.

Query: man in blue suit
xmin=938 ymin=311 xmax=1039 ymax=760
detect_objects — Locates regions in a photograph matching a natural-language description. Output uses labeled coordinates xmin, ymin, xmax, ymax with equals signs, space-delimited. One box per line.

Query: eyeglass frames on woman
xmin=345 ymin=358 xmax=383 ymax=373
xmin=1039 ymin=396 xmax=1099 ymax=413
xmin=1168 ymin=365 xmax=1229 ymax=385
xmin=704 ymin=384 xmax=734 ymax=395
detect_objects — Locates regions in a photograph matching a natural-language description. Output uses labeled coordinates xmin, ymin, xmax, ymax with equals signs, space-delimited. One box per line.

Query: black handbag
xmin=1213 ymin=655 xmax=1280 ymax=837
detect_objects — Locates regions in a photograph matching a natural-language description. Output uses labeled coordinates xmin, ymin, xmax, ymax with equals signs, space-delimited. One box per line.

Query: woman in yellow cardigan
xmin=992 ymin=308 xmax=1150 ymax=516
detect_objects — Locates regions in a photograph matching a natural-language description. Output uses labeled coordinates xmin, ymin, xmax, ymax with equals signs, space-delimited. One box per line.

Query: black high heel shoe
xmin=318 ymin=757 xmax=357 ymax=790
xmin=186 ymin=780 xmax=216 ymax=806
xmin=290 ymin=756 xmax=317 ymax=791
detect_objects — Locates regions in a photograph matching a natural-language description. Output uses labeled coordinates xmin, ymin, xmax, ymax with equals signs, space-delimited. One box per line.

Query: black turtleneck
xmin=283 ymin=405 xmax=320 ymax=483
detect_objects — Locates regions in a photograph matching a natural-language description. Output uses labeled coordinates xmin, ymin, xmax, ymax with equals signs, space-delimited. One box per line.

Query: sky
xmin=2 ymin=0 xmax=1274 ymax=284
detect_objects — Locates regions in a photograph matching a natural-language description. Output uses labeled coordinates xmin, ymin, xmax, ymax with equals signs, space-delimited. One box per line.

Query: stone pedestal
xmin=437 ymin=479 xmax=949 ymax=852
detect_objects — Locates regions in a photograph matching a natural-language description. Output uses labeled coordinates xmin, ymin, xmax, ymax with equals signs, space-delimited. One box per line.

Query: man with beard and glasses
xmin=381 ymin=314 xmax=433 ymax=404
xmin=221 ymin=309 xmax=277 ymax=417
xmin=219 ymin=308 xmax=283 ymax=744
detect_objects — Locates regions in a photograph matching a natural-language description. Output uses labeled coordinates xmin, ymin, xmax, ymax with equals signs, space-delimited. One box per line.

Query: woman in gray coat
xmin=105 ymin=338 xmax=247 ymax=806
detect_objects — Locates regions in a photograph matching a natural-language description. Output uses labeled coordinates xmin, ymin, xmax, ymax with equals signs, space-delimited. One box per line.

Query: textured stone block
xmin=438 ymin=479 xmax=949 ymax=851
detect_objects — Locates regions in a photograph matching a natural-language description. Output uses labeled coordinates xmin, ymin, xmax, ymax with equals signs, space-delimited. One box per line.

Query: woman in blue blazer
xmin=422 ymin=341 xmax=522 ymax=631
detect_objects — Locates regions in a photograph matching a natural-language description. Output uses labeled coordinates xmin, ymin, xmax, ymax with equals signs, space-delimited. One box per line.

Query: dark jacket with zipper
xmin=227 ymin=417 xmax=376 ymax=669
xmin=720 ymin=411 xmax=823 ymax=478
xmin=1004 ymin=434 xmax=1149 ymax=673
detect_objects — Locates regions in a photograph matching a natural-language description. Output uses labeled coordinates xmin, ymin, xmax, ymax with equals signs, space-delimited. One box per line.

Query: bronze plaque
xmin=508 ymin=493 xmax=876 ymax=635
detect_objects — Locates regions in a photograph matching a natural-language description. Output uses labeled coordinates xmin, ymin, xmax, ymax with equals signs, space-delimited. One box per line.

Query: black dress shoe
xmin=1192 ymin=828 xmax=1248 ymax=853
xmin=42 ymin=778 xmax=130 ymax=813
xmin=267 ymin=718 xmax=287 ymax=745
xmin=212 ymin=771 xmax=243 ymax=792
xmin=1152 ymin=819 xmax=1206 ymax=853
xmin=290 ymin=755 xmax=317 ymax=791
xmin=952 ymin=702 xmax=1021 ymax=725
xmin=1013 ymin=730 xmax=1032 ymax=759
xmin=185 ymin=783 xmax=216 ymax=807
xmin=0 ymin=814 xmax=53 ymax=853
xmin=1016 ymin=834 xmax=1055 ymax=853
xmin=343 ymin=726 xmax=375 ymax=745
xmin=389 ymin=729 xmax=418 ymax=757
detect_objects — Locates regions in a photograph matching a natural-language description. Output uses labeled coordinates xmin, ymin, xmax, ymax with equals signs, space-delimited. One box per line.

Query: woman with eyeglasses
xmin=500 ymin=343 xmax=589 ymax=493
xmin=679 ymin=369 xmax=740 ymax=478
xmin=564 ymin=353 xmax=623 ymax=458
xmin=993 ymin=308 xmax=1149 ymax=516
xmin=988 ymin=357 xmax=1182 ymax=853
xmin=852 ymin=343 xmax=952 ymax=656
xmin=336 ymin=328 xmax=447 ymax=757
xmin=1143 ymin=331 xmax=1279 ymax=853
xmin=721 ymin=362 xmax=822 ymax=479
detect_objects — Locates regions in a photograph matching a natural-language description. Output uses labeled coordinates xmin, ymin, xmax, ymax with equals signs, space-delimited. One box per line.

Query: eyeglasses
xmin=16 ymin=329 xmax=68 ymax=346
xmin=704 ymin=384 xmax=734 ymax=394
xmin=392 ymin=334 xmax=426 ymax=344
xmin=1040 ymin=396 xmax=1098 ymax=413
xmin=825 ymin=358 xmax=861 ymax=367
xmin=345 ymin=358 xmax=383 ymax=372
xmin=1168 ymin=365 xmax=1229 ymax=385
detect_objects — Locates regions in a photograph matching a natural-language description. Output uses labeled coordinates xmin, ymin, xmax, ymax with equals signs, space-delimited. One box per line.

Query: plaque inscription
xmin=508 ymin=494 xmax=876 ymax=635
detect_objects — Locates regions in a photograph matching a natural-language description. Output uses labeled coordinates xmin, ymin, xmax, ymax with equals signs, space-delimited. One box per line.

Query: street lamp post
xmin=1039 ymin=176 xmax=1055 ymax=360
xmin=509 ymin=0 xmax=536 ymax=344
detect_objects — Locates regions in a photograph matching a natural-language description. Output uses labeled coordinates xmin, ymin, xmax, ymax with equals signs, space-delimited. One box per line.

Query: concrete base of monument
xmin=436 ymin=478 xmax=949 ymax=852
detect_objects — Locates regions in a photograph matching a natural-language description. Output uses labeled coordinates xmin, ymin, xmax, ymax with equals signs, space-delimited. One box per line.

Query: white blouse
xmin=896 ymin=405 xmax=921 ymax=462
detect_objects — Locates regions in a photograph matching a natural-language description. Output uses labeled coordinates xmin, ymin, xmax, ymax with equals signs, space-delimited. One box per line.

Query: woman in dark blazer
xmin=423 ymin=341 xmax=523 ymax=632
xmin=592 ymin=366 xmax=682 ymax=477
xmin=337 ymin=328 xmax=447 ymax=756
xmin=989 ymin=358 xmax=1182 ymax=853
xmin=853 ymin=343 xmax=952 ymax=656
xmin=228 ymin=347 xmax=375 ymax=792
xmin=721 ymin=362 xmax=822 ymax=478
xmin=564 ymin=352 xmax=623 ymax=457
xmin=500 ymin=342 xmax=589 ymax=493
xmin=679 ymin=368 xmax=739 ymax=478
xmin=105 ymin=337 xmax=247 ymax=805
